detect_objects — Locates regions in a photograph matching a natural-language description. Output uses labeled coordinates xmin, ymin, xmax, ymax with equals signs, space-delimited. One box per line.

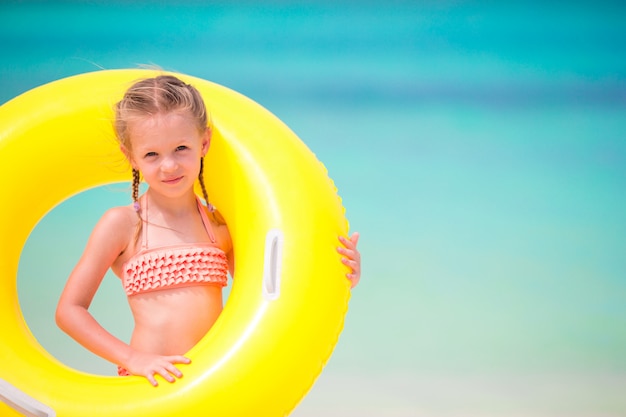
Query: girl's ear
xmin=120 ymin=145 xmax=137 ymax=169
xmin=201 ymin=128 xmax=211 ymax=157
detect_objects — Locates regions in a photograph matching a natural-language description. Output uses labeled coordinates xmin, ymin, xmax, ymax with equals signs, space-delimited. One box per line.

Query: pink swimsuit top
xmin=122 ymin=197 xmax=228 ymax=297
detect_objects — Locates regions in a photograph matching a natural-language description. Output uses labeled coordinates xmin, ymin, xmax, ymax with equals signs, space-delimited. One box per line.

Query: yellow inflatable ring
xmin=0 ymin=69 xmax=351 ymax=417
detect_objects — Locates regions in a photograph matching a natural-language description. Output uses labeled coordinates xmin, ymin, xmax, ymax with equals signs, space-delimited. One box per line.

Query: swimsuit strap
xmin=141 ymin=195 xmax=216 ymax=250
xmin=196 ymin=196 xmax=217 ymax=243
xmin=142 ymin=195 xmax=149 ymax=250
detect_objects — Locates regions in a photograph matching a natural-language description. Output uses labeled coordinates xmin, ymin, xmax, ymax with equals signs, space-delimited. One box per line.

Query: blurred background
xmin=2 ymin=1 xmax=625 ymax=416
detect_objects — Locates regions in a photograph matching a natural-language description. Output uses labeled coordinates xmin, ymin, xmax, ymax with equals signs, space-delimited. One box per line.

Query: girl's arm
xmin=212 ymin=213 xmax=234 ymax=278
xmin=227 ymin=249 xmax=235 ymax=278
xmin=55 ymin=208 xmax=136 ymax=368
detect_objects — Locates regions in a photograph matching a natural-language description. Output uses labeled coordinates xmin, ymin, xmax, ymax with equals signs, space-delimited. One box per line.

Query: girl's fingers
xmin=170 ymin=355 xmax=191 ymax=365
xmin=143 ymin=356 xmax=190 ymax=386
xmin=338 ymin=234 xmax=358 ymax=250
xmin=349 ymin=231 xmax=360 ymax=247
xmin=147 ymin=373 xmax=158 ymax=387
xmin=163 ymin=356 xmax=190 ymax=380
xmin=160 ymin=370 xmax=175 ymax=383
xmin=337 ymin=232 xmax=361 ymax=288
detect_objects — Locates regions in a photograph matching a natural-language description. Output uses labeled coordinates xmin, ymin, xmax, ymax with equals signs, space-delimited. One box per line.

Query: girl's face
xmin=124 ymin=111 xmax=209 ymax=199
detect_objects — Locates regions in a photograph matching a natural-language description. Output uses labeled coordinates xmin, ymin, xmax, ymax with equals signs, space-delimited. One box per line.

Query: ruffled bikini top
xmin=122 ymin=197 xmax=228 ymax=297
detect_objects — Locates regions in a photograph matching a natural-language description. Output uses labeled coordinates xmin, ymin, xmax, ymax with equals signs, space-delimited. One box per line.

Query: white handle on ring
xmin=262 ymin=229 xmax=283 ymax=300
xmin=0 ymin=378 xmax=56 ymax=417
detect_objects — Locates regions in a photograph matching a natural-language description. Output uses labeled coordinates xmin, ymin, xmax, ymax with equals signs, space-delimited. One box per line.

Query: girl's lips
xmin=163 ymin=176 xmax=183 ymax=184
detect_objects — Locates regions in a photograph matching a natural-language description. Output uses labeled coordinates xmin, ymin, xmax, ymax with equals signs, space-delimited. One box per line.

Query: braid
xmin=132 ymin=169 xmax=141 ymax=212
xmin=198 ymin=157 xmax=222 ymax=224
xmin=198 ymin=157 xmax=211 ymax=208
xmin=132 ymin=168 xmax=143 ymax=243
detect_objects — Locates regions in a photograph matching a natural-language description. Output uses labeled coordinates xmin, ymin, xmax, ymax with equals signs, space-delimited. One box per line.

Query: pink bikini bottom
xmin=117 ymin=366 xmax=131 ymax=376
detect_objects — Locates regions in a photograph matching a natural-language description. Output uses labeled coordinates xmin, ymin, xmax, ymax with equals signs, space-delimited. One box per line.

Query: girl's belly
xmin=127 ymin=285 xmax=224 ymax=355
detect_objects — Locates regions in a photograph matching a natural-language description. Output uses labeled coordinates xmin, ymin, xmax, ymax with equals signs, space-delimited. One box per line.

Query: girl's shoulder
xmin=210 ymin=209 xmax=227 ymax=226
xmin=71 ymin=205 xmax=138 ymax=280
xmin=90 ymin=205 xmax=139 ymax=269
xmin=99 ymin=204 xmax=139 ymax=230
xmin=89 ymin=204 xmax=138 ymax=249
xmin=201 ymin=205 xmax=232 ymax=254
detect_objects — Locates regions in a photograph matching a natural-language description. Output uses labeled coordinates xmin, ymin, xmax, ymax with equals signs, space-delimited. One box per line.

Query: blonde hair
xmin=114 ymin=75 xmax=217 ymax=238
xmin=114 ymin=75 xmax=209 ymax=147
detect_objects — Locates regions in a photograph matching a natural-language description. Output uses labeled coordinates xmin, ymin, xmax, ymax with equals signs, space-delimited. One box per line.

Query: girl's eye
xmin=144 ymin=152 xmax=158 ymax=158
xmin=176 ymin=145 xmax=189 ymax=151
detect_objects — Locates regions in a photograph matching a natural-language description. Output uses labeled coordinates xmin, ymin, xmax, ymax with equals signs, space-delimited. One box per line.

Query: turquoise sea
xmin=2 ymin=1 xmax=626 ymax=416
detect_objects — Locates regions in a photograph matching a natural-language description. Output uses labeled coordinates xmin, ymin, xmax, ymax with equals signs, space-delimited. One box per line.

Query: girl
xmin=55 ymin=75 xmax=361 ymax=387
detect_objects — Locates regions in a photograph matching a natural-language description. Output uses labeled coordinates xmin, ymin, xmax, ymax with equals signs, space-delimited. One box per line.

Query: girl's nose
xmin=160 ymin=156 xmax=178 ymax=172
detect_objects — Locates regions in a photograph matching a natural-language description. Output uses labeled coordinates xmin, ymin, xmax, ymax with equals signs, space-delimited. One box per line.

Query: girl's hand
xmin=337 ymin=232 xmax=361 ymax=289
xmin=124 ymin=351 xmax=191 ymax=387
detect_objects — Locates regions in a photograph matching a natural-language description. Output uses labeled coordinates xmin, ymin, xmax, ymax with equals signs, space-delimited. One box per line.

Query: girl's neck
xmin=144 ymin=188 xmax=197 ymax=218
